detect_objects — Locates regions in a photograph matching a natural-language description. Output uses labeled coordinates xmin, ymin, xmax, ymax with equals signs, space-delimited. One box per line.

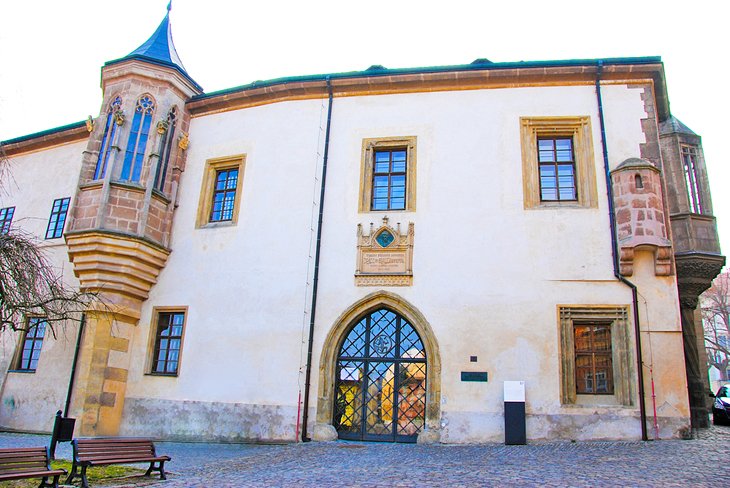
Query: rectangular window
xmin=520 ymin=117 xmax=597 ymax=209
xmin=372 ymin=149 xmax=407 ymax=210
xmin=681 ymin=145 xmax=703 ymax=214
xmin=45 ymin=197 xmax=71 ymax=239
xmin=559 ymin=306 xmax=632 ymax=406
xmin=574 ymin=323 xmax=614 ymax=394
xmin=14 ymin=318 xmax=47 ymax=372
xmin=151 ymin=311 xmax=186 ymax=375
xmin=359 ymin=137 xmax=417 ymax=213
xmin=0 ymin=206 xmax=15 ymax=234
xmin=538 ymin=137 xmax=577 ymax=202
xmin=210 ymin=169 xmax=239 ymax=222
xmin=196 ymin=155 xmax=246 ymax=228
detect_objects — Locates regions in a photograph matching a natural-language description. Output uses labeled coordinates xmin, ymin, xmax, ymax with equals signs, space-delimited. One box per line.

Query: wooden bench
xmin=66 ymin=438 xmax=170 ymax=488
xmin=0 ymin=446 xmax=67 ymax=488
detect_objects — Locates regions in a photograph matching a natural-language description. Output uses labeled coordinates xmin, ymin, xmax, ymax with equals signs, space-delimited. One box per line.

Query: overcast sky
xmin=0 ymin=0 xmax=727 ymax=264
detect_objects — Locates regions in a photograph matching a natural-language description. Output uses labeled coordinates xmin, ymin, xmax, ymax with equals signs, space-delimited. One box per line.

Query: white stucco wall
xmin=118 ymin=84 xmax=686 ymax=441
xmin=0 ymin=139 xmax=85 ymax=432
xmin=0 ymin=82 xmax=688 ymax=442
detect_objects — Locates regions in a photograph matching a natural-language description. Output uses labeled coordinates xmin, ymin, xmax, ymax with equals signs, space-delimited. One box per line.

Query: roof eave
xmin=104 ymin=55 xmax=203 ymax=92
xmin=1 ymin=121 xmax=88 ymax=156
xmin=188 ymin=57 xmax=669 ymax=120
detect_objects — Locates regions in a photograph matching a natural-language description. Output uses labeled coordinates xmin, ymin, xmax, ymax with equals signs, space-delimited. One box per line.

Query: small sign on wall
xmin=461 ymin=371 xmax=488 ymax=382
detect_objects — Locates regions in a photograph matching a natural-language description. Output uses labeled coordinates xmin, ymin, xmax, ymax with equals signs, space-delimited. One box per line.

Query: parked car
xmin=712 ymin=384 xmax=730 ymax=425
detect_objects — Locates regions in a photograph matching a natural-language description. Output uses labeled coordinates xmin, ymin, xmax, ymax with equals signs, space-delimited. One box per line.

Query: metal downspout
xmin=301 ymin=78 xmax=334 ymax=442
xmin=595 ymin=62 xmax=649 ymax=441
xmin=64 ymin=313 xmax=85 ymax=417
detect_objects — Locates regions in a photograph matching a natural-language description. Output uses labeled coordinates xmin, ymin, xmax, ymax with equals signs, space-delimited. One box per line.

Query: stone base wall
xmin=438 ymin=410 xmax=690 ymax=443
xmin=119 ymin=398 xmax=298 ymax=443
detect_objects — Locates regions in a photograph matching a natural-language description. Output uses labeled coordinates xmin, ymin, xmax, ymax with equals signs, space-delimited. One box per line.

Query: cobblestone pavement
xmin=1 ymin=425 xmax=728 ymax=487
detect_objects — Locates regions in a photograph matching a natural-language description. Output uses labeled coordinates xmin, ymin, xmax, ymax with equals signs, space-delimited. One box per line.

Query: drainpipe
xmin=595 ymin=61 xmax=649 ymax=441
xmin=301 ymin=78 xmax=334 ymax=442
xmin=65 ymin=313 xmax=85 ymax=416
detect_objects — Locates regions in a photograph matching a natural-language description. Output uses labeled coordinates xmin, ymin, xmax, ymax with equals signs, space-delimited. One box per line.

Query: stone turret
xmin=611 ymin=158 xmax=672 ymax=277
xmin=658 ymin=116 xmax=725 ymax=429
xmin=64 ymin=6 xmax=201 ymax=436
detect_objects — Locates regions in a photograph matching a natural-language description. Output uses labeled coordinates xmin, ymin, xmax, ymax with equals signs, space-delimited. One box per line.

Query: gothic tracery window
xmin=121 ymin=95 xmax=155 ymax=182
xmin=94 ymin=96 xmax=122 ymax=180
xmin=154 ymin=107 xmax=177 ymax=192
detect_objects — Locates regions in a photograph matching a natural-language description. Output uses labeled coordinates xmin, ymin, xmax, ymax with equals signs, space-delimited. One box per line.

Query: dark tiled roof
xmin=659 ymin=115 xmax=696 ymax=136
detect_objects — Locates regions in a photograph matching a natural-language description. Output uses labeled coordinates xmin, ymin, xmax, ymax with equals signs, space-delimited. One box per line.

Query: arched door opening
xmin=333 ymin=307 xmax=427 ymax=443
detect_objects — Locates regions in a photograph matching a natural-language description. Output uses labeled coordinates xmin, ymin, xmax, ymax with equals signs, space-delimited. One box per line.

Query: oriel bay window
xmin=150 ymin=310 xmax=186 ymax=376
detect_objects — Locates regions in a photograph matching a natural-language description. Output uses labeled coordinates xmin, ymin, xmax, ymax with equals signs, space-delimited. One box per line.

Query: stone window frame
xmin=520 ymin=116 xmax=598 ymax=209
xmin=195 ymin=155 xmax=246 ymax=228
xmin=558 ymin=305 xmax=634 ymax=407
xmin=359 ymin=136 xmax=417 ymax=213
xmin=146 ymin=306 xmax=188 ymax=377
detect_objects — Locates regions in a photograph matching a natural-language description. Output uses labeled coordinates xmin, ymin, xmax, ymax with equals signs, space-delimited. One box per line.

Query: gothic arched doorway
xmin=333 ymin=307 xmax=427 ymax=443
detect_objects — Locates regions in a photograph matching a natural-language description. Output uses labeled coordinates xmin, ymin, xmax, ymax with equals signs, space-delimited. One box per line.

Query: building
xmin=0 ymin=8 xmax=724 ymax=443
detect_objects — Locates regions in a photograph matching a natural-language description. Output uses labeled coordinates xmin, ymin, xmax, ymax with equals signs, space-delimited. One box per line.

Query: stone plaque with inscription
xmin=355 ymin=217 xmax=413 ymax=286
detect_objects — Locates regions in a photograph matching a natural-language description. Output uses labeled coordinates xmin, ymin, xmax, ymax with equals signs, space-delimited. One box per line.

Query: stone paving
xmin=1 ymin=425 xmax=728 ymax=487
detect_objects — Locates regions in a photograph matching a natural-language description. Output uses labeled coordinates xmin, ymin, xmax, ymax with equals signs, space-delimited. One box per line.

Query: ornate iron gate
xmin=333 ymin=308 xmax=427 ymax=443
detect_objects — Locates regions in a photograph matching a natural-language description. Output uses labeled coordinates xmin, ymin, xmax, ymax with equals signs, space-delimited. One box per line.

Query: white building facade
xmin=1 ymin=10 xmax=723 ymax=443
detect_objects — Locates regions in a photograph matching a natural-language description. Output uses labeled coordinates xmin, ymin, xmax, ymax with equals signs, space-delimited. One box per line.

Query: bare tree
xmin=0 ymin=143 xmax=97 ymax=337
xmin=702 ymin=270 xmax=730 ymax=381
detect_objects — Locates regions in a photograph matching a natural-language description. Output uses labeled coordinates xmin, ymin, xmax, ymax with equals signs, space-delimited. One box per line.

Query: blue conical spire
xmin=106 ymin=3 xmax=202 ymax=91
xmin=126 ymin=4 xmax=186 ymax=72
